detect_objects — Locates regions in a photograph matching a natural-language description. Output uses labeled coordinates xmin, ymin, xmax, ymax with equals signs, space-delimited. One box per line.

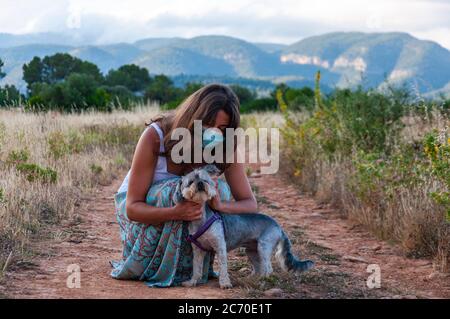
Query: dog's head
xmin=177 ymin=165 xmax=220 ymax=204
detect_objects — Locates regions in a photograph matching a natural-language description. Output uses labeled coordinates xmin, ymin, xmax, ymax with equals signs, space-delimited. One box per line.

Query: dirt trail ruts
xmin=1 ymin=171 xmax=448 ymax=299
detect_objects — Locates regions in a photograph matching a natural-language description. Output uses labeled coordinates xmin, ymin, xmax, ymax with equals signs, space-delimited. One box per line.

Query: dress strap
xmin=150 ymin=122 xmax=165 ymax=153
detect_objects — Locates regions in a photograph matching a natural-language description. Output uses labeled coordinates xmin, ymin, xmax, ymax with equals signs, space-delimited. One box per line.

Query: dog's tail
xmin=275 ymin=231 xmax=314 ymax=272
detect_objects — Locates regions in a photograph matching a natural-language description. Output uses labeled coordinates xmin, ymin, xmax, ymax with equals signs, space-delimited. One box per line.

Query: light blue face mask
xmin=202 ymin=127 xmax=224 ymax=148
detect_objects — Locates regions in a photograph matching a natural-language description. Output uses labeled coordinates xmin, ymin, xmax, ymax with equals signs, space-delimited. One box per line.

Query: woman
xmin=111 ymin=83 xmax=258 ymax=287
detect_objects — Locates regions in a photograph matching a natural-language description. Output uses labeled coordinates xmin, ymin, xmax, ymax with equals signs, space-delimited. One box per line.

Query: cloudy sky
xmin=0 ymin=0 xmax=449 ymax=49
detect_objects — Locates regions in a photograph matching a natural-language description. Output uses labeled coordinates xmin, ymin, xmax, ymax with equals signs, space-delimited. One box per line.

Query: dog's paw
xmin=181 ymin=279 xmax=198 ymax=287
xmin=219 ymin=279 xmax=233 ymax=289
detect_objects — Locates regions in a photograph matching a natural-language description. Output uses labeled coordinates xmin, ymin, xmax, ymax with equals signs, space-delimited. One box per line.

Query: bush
xmin=0 ymin=85 xmax=23 ymax=107
xmin=241 ymin=97 xmax=277 ymax=113
xmin=6 ymin=149 xmax=30 ymax=166
xmin=16 ymin=163 xmax=57 ymax=184
xmin=27 ymin=73 xmax=110 ymax=112
xmin=423 ymin=131 xmax=450 ymax=221
xmin=230 ymin=84 xmax=257 ymax=106
xmin=47 ymin=130 xmax=84 ymax=159
xmin=89 ymin=163 xmax=103 ymax=175
xmin=145 ymin=75 xmax=183 ymax=106
xmin=102 ymin=85 xmax=139 ymax=110
xmin=279 ymin=72 xmax=449 ymax=268
xmin=284 ymin=87 xmax=315 ymax=111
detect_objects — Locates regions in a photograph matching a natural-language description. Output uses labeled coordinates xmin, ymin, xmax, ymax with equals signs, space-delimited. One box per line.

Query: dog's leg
xmin=182 ymin=245 xmax=206 ymax=287
xmin=246 ymin=249 xmax=262 ymax=276
xmin=215 ymin=240 xmax=232 ymax=289
xmin=257 ymin=240 xmax=276 ymax=277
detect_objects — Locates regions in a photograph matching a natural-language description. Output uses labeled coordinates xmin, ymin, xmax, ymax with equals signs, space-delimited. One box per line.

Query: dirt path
xmin=2 ymin=170 xmax=449 ymax=299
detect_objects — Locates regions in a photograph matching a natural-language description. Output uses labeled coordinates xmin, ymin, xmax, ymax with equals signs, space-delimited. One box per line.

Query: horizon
xmin=0 ymin=0 xmax=449 ymax=50
xmin=1 ymin=30 xmax=448 ymax=50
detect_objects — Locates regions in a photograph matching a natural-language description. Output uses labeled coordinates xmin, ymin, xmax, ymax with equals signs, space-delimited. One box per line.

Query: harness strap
xmin=186 ymin=207 xmax=222 ymax=252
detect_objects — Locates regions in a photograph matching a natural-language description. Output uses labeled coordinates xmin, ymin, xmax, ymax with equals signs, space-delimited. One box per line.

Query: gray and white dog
xmin=174 ymin=165 xmax=314 ymax=289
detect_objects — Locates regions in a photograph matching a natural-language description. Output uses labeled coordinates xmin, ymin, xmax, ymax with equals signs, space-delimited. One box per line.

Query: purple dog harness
xmin=186 ymin=207 xmax=223 ymax=252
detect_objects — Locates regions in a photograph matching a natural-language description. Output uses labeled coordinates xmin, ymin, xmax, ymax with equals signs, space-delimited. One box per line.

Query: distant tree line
xmin=1 ymin=54 xmax=449 ymax=113
xmin=0 ymin=53 xmax=318 ymax=113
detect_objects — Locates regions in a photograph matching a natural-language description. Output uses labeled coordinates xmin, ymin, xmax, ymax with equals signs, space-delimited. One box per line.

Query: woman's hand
xmin=172 ymin=200 xmax=203 ymax=221
xmin=207 ymin=176 xmax=224 ymax=211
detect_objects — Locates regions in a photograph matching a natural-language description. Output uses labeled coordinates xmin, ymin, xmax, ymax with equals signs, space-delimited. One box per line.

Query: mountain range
xmin=0 ymin=32 xmax=449 ymax=97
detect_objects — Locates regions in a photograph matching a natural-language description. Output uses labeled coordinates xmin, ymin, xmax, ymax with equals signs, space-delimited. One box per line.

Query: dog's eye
xmin=188 ymin=180 xmax=193 ymax=186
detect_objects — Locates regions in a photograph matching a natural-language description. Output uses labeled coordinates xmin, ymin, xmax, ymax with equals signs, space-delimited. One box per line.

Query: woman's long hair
xmin=147 ymin=83 xmax=241 ymax=171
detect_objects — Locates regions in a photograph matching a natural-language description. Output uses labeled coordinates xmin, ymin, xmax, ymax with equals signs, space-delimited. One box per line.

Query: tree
xmin=23 ymin=53 xmax=103 ymax=90
xmin=285 ymin=87 xmax=315 ymax=110
xmin=105 ymin=64 xmax=151 ymax=93
xmin=240 ymin=97 xmax=277 ymax=113
xmin=144 ymin=75 xmax=182 ymax=105
xmin=230 ymin=84 xmax=256 ymax=106
xmin=183 ymin=82 xmax=203 ymax=96
xmin=270 ymin=83 xmax=288 ymax=99
xmin=101 ymin=85 xmax=138 ymax=110
xmin=0 ymin=85 xmax=22 ymax=107
xmin=22 ymin=57 xmax=44 ymax=88
xmin=28 ymin=73 xmax=109 ymax=112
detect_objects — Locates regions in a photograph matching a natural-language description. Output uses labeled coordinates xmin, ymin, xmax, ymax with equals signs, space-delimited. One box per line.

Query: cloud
xmin=0 ymin=0 xmax=448 ymax=49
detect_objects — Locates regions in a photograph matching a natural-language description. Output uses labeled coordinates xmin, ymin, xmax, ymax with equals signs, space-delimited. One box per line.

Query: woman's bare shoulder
xmin=137 ymin=125 xmax=161 ymax=157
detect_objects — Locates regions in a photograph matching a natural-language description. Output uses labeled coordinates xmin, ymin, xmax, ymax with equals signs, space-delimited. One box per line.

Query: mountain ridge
xmin=0 ymin=32 xmax=449 ymax=96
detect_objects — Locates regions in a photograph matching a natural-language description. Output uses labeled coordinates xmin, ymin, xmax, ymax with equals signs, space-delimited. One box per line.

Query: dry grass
xmin=0 ymin=105 xmax=447 ymax=282
xmin=279 ymin=110 xmax=449 ymax=272
xmin=0 ymin=104 xmax=160 ymax=275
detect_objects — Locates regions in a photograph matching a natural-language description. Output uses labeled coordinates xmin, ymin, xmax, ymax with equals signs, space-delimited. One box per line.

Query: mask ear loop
xmin=202 ymin=127 xmax=223 ymax=148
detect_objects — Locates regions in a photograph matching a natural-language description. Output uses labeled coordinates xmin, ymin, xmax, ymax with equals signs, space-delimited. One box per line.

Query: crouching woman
xmin=111 ymin=84 xmax=258 ymax=287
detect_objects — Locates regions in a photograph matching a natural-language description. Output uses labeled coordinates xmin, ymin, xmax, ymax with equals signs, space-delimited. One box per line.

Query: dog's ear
xmin=204 ymin=164 xmax=220 ymax=176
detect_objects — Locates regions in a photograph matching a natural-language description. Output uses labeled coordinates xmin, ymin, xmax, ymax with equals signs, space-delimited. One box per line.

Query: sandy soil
xmin=1 ymin=169 xmax=448 ymax=299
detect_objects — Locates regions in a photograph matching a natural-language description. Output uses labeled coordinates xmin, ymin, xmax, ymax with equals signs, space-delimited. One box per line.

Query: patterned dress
xmin=110 ymin=176 xmax=231 ymax=287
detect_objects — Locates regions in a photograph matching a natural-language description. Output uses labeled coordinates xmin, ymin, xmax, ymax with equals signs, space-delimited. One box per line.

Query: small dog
xmin=174 ymin=165 xmax=314 ymax=289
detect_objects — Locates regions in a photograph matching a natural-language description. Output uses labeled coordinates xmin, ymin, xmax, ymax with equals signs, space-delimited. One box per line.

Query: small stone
xmin=371 ymin=245 xmax=382 ymax=251
xmin=264 ymin=288 xmax=283 ymax=297
xmin=427 ymin=272 xmax=439 ymax=280
xmin=343 ymin=255 xmax=367 ymax=263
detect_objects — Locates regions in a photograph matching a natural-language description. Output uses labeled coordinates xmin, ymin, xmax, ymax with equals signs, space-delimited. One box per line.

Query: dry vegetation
xmin=0 ymin=97 xmax=448 ymax=286
xmin=276 ymin=80 xmax=450 ymax=272
xmin=0 ymin=105 xmax=160 ymax=276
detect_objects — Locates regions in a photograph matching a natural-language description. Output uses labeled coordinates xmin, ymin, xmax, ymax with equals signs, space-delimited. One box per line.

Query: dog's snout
xmin=197 ymin=181 xmax=205 ymax=191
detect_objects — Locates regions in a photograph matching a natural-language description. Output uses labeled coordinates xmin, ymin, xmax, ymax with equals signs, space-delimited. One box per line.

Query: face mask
xmin=202 ymin=127 xmax=224 ymax=148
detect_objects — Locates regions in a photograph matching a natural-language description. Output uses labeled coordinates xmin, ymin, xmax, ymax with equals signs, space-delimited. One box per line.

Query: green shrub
xmin=241 ymin=97 xmax=277 ymax=113
xmin=423 ymin=131 xmax=450 ymax=220
xmin=279 ymin=71 xmax=449 ymax=264
xmin=6 ymin=149 xmax=30 ymax=166
xmin=89 ymin=164 xmax=103 ymax=175
xmin=16 ymin=163 xmax=57 ymax=184
xmin=0 ymin=85 xmax=22 ymax=107
xmin=47 ymin=130 xmax=83 ymax=159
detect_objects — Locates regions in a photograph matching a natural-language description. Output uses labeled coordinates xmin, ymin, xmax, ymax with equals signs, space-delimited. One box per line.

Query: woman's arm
xmin=125 ymin=127 xmax=203 ymax=224
xmin=208 ymin=160 xmax=258 ymax=214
